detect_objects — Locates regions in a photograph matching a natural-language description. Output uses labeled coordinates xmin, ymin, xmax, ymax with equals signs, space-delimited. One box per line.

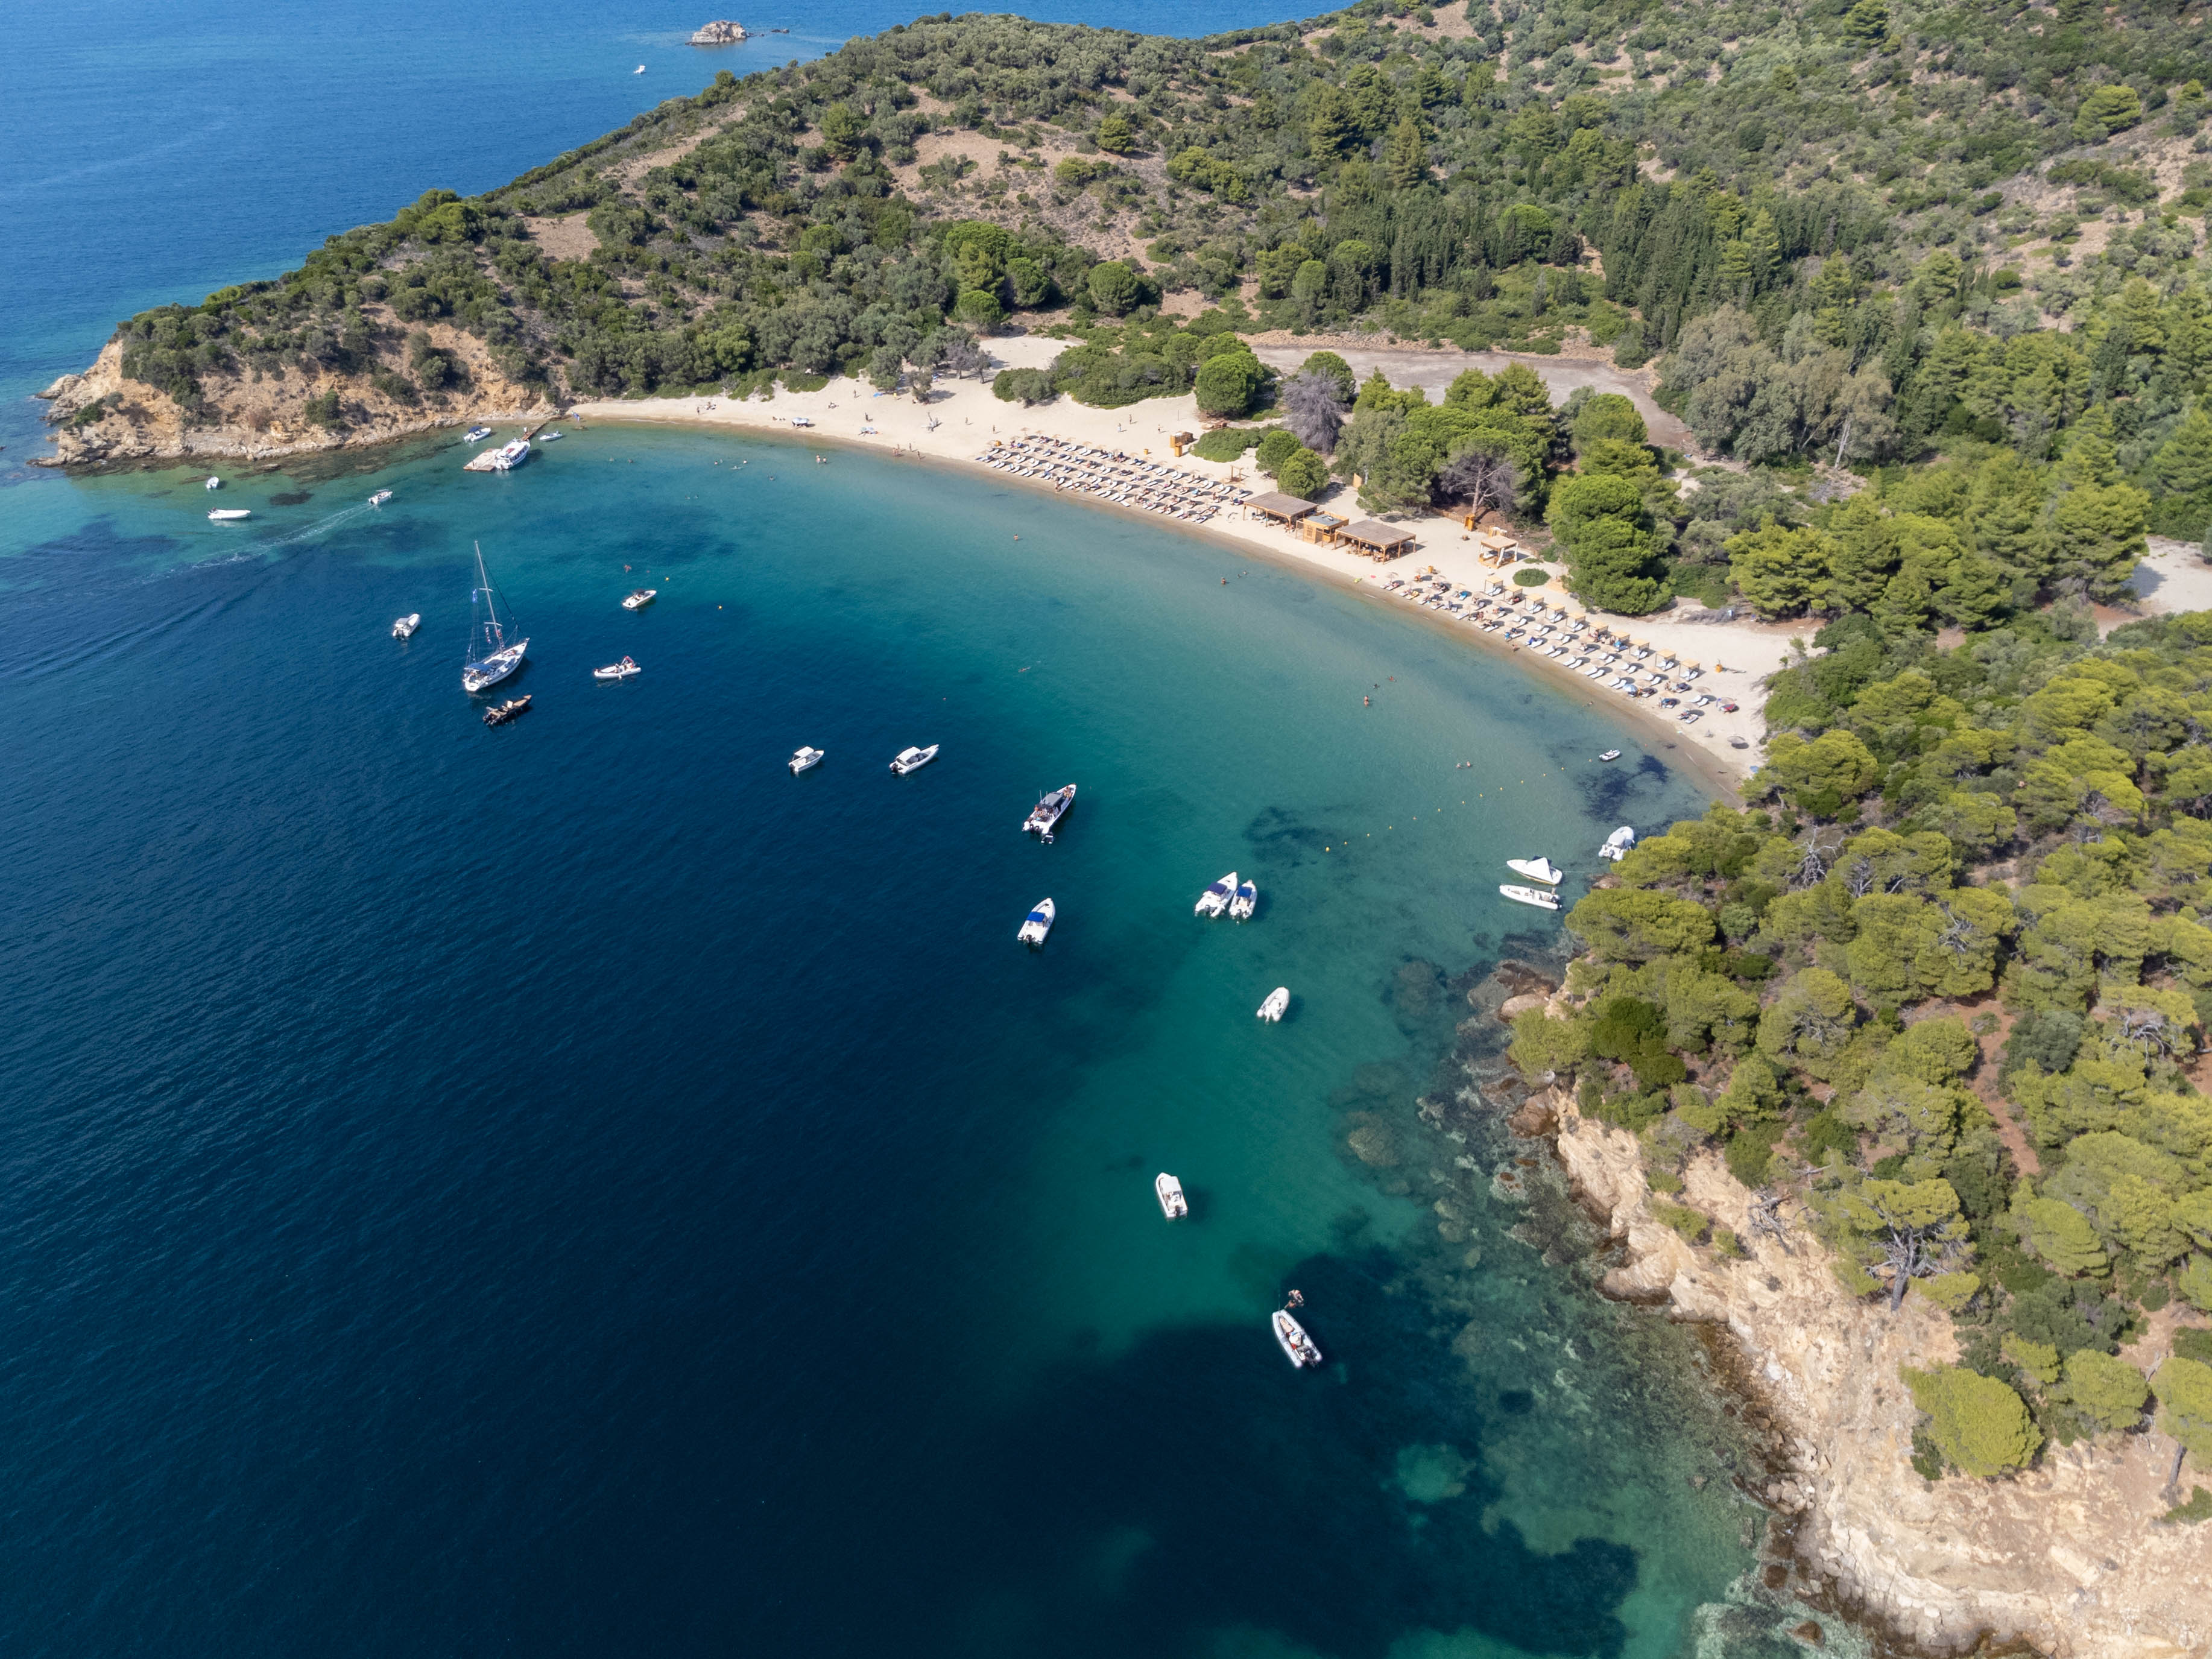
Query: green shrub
xmin=1647 ymin=1168 xmax=1686 ymax=1195
xmin=2161 ymin=1485 xmax=2212 ymax=1525
xmin=1275 ymin=446 xmax=1329 ymax=499
xmin=1512 ymin=567 xmax=1550 ymax=587
xmin=992 ymin=367 xmax=1055 ymax=405
xmin=780 ymin=371 xmax=830 ymax=393
xmin=1255 ymin=428 xmax=1301 ymax=475
xmin=1904 ymin=1365 xmax=2041 ymax=1478
xmin=1191 ymin=426 xmax=1256 ymax=462
xmin=1652 ymin=1199 xmax=1710 ymax=1243
xmin=303 ymin=390 xmax=344 ymax=428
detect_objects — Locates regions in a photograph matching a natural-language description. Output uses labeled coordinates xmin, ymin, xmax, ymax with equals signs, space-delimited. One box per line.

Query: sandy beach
xmin=566 ymin=334 xmax=2212 ymax=799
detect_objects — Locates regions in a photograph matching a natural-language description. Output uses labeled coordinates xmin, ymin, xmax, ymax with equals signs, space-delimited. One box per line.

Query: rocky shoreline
xmin=1528 ymin=1080 xmax=2210 ymax=1659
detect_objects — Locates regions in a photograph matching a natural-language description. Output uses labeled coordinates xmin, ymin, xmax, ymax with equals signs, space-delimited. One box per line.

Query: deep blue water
xmin=2 ymin=7 xmax=1771 ymax=1655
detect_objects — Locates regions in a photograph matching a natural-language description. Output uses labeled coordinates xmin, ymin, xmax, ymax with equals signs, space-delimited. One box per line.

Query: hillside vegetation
xmin=55 ymin=0 xmax=2212 ymax=590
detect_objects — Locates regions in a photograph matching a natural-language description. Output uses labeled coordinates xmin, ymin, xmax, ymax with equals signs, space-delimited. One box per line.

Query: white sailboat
xmin=1195 ymin=871 xmax=1237 ymax=918
xmin=1506 ymin=856 xmax=1564 ymax=885
xmin=1155 ymin=1173 xmax=1188 ymax=1219
xmin=461 ymin=542 xmax=529 ymax=693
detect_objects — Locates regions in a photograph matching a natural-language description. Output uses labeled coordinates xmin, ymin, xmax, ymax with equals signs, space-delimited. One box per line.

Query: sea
xmin=1 ymin=5 xmax=1781 ymax=1656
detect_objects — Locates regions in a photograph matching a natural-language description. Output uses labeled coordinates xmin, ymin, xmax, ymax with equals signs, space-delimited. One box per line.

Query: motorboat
xmin=1017 ymin=897 xmax=1055 ymax=946
xmin=1195 ymin=872 xmax=1237 ymax=918
xmin=1023 ymin=783 xmax=1076 ymax=842
xmin=1506 ymin=856 xmax=1564 ymax=885
xmin=539 ymin=431 xmax=563 ymax=441
xmin=461 ymin=541 xmax=529 ymax=692
xmin=204 ymin=476 xmax=221 ymax=490
xmin=464 ymin=438 xmax=530 ymax=473
xmin=622 ymin=589 xmax=657 ymax=610
xmin=368 ymin=489 xmax=393 ymax=506
xmin=593 ymin=656 xmax=640 ymax=681
xmin=1500 ymin=884 xmax=1561 ymax=911
xmin=1228 ymin=877 xmax=1257 ymax=921
xmin=464 ymin=426 xmax=493 ymax=443
xmin=1156 ymin=1173 xmax=1188 ymax=1220
xmin=788 ymin=746 xmax=824 ymax=774
xmin=1597 ymin=750 xmax=1622 ymax=762
xmin=1274 ymin=1307 xmax=1322 ymax=1368
xmin=1599 ymin=826 xmax=1637 ymax=862
xmin=207 ymin=508 xmax=251 ymax=521
xmin=482 ymin=695 xmax=531 ymax=727
xmin=391 ymin=613 xmax=421 ymax=640
xmin=634 ymin=63 xmax=645 ymax=72
xmin=890 ymin=744 xmax=940 ymax=775
xmin=1256 ymin=986 xmax=1289 ymax=1022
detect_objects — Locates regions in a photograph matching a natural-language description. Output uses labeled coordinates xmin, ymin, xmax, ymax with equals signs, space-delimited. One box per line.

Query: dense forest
xmin=1509 ymin=605 xmax=2212 ymax=1496
xmin=86 ymin=0 xmax=2212 ymax=614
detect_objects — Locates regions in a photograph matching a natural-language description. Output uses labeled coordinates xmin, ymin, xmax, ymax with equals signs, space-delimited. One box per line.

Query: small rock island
xmin=688 ymin=20 xmax=746 ymax=44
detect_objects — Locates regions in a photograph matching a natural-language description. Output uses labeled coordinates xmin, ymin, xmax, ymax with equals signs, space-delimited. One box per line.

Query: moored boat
xmin=1155 ymin=1173 xmax=1188 ymax=1220
xmin=461 ymin=542 xmax=529 ymax=692
xmin=1506 ymin=856 xmax=1564 ymax=885
xmin=207 ymin=508 xmax=251 ymax=521
xmin=1228 ymin=877 xmax=1258 ymax=921
xmin=463 ymin=426 xmax=493 ymax=443
xmin=1195 ymin=871 xmax=1237 ymax=918
xmin=1597 ymin=750 xmax=1622 ymax=762
xmin=204 ymin=476 xmax=221 ymax=490
xmin=1274 ymin=1307 xmax=1322 ymax=1368
xmin=482 ymin=695 xmax=531 ymax=726
xmin=464 ymin=438 xmax=531 ymax=473
xmin=391 ymin=613 xmax=421 ymax=640
xmin=1599 ymin=825 xmax=1637 ymax=861
xmin=622 ymin=589 xmax=657 ymax=610
xmin=788 ymin=746 xmax=824 ymax=774
xmin=593 ymin=656 xmax=640 ymax=681
xmin=1023 ymin=783 xmax=1077 ymax=842
xmin=1256 ymin=985 xmax=1289 ymax=1022
xmin=890 ymin=744 xmax=940 ymax=775
xmin=1017 ymin=897 xmax=1055 ymax=946
xmin=1500 ymin=883 xmax=1561 ymax=911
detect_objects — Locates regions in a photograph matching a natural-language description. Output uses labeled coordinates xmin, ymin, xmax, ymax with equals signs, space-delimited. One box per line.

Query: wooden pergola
xmin=1337 ymin=519 xmax=1416 ymax=560
xmin=1246 ymin=490 xmax=1318 ymax=526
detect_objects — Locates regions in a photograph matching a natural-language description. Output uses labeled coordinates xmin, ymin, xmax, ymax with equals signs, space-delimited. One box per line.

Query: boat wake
xmin=258 ymin=500 xmax=379 ymax=549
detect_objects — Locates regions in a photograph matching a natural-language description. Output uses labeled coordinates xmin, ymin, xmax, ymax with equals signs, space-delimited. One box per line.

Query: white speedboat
xmin=1597 ymin=750 xmax=1622 ymax=762
xmin=1228 ymin=877 xmax=1257 ymax=921
xmin=464 ymin=426 xmax=493 ymax=443
xmin=1018 ymin=897 xmax=1055 ymax=946
xmin=634 ymin=63 xmax=645 ymax=72
xmin=391 ymin=613 xmax=421 ymax=640
xmin=593 ymin=656 xmax=640 ymax=681
xmin=464 ymin=438 xmax=531 ymax=473
xmin=1506 ymin=856 xmax=1564 ymax=885
xmin=204 ymin=476 xmax=221 ymax=490
xmin=1256 ymin=985 xmax=1289 ymax=1022
xmin=789 ymin=746 xmax=824 ymax=774
xmin=622 ymin=589 xmax=657 ymax=610
xmin=1274 ymin=1307 xmax=1322 ymax=1368
xmin=1500 ymin=883 xmax=1561 ymax=911
xmin=1156 ymin=1173 xmax=1188 ymax=1220
xmin=1023 ymin=783 xmax=1077 ymax=841
xmin=207 ymin=508 xmax=251 ymax=521
xmin=1195 ymin=871 xmax=1237 ymax=918
xmin=539 ymin=431 xmax=563 ymax=441
xmin=890 ymin=744 xmax=940 ymax=775
xmin=1599 ymin=826 xmax=1637 ymax=861
xmin=368 ymin=489 xmax=393 ymax=506
xmin=461 ymin=542 xmax=528 ymax=692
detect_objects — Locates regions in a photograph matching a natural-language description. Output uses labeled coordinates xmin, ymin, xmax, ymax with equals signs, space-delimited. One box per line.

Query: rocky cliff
xmin=1547 ymin=1096 xmax=2211 ymax=1659
xmin=36 ymin=322 xmax=556 ymax=469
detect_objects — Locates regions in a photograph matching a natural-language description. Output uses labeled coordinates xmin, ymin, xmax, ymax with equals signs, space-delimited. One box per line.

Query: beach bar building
xmin=1337 ymin=520 xmax=1417 ymax=561
xmin=1246 ymin=490 xmax=1318 ymax=529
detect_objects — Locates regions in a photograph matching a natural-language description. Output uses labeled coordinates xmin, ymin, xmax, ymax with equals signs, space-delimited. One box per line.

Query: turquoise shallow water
xmin=0 ymin=425 xmax=1765 ymax=1655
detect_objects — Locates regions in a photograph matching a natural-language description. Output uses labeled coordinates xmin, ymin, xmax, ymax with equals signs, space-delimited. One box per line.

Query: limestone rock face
xmin=689 ymin=19 xmax=747 ymax=43
xmin=1549 ymin=1092 xmax=2212 ymax=1659
xmin=39 ymin=326 xmax=558 ymax=468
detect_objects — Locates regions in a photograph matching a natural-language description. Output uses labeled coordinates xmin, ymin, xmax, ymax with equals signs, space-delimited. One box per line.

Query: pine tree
xmin=1970 ymin=451 xmax=2050 ymax=583
xmin=2154 ymin=404 xmax=2212 ymax=509
xmin=1385 ymin=118 xmax=1429 ymax=189
xmin=1827 ymin=493 xmax=1900 ymax=610
xmin=2045 ymin=479 xmax=2150 ymax=604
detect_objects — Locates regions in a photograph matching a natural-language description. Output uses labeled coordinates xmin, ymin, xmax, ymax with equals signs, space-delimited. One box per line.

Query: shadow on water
xmin=961 ymin=1248 xmax=1640 ymax=1659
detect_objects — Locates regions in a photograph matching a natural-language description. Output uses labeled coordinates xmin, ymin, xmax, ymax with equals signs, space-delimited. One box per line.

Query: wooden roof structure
xmin=1338 ymin=519 xmax=1416 ymax=557
xmin=1246 ymin=490 xmax=1318 ymax=523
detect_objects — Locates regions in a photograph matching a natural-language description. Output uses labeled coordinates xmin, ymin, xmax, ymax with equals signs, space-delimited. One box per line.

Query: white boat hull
xmin=207 ymin=509 xmax=251 ymax=521
xmin=1196 ymin=871 xmax=1237 ymax=918
xmin=1506 ymin=857 xmax=1564 ymax=885
xmin=891 ymin=744 xmax=940 ymax=775
xmin=1274 ymin=1309 xmax=1321 ymax=1368
xmin=789 ymin=748 xmax=824 ymax=774
xmin=1155 ymin=1174 xmax=1187 ymax=1219
xmin=463 ymin=640 xmax=528 ymax=693
xmin=1599 ymin=826 xmax=1637 ymax=861
xmin=1256 ymin=986 xmax=1289 ymax=1022
xmin=1500 ymin=884 xmax=1560 ymax=911
xmin=391 ymin=614 xmax=420 ymax=640
xmin=1018 ymin=897 xmax=1055 ymax=946
xmin=593 ymin=659 xmax=640 ymax=681
xmin=1228 ymin=881 xmax=1257 ymax=921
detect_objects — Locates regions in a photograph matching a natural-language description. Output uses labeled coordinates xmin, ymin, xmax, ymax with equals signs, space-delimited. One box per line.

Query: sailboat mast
xmin=474 ymin=541 xmax=504 ymax=651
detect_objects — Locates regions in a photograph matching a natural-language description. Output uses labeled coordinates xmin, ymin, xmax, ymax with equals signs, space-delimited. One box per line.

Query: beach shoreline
xmin=566 ymin=339 xmax=1798 ymax=797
